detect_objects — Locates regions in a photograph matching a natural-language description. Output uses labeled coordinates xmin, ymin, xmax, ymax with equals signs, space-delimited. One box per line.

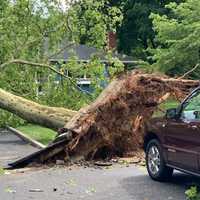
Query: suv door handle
xmin=191 ymin=125 xmax=198 ymax=130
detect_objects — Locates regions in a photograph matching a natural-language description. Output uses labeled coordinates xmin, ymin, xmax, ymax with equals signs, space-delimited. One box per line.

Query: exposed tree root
xmin=50 ymin=71 xmax=199 ymax=161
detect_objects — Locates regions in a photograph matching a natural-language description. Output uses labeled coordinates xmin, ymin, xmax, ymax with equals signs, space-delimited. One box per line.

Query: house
xmin=48 ymin=42 xmax=136 ymax=93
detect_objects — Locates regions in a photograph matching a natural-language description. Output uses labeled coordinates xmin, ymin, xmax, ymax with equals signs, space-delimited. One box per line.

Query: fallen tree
xmin=0 ymin=88 xmax=77 ymax=130
xmin=58 ymin=71 xmax=199 ymax=161
xmin=1 ymin=70 xmax=200 ymax=167
xmin=9 ymin=71 xmax=200 ymax=167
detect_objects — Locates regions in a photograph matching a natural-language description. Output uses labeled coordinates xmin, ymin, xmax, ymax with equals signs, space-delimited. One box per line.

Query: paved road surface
xmin=0 ymin=165 xmax=199 ymax=200
xmin=0 ymin=129 xmax=38 ymax=168
xmin=0 ymin=129 xmax=199 ymax=200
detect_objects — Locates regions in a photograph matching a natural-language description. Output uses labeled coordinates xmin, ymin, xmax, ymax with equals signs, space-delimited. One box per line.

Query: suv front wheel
xmin=146 ymin=139 xmax=173 ymax=181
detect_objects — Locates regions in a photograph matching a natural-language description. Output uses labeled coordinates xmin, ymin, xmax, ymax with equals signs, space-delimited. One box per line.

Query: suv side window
xmin=181 ymin=91 xmax=200 ymax=121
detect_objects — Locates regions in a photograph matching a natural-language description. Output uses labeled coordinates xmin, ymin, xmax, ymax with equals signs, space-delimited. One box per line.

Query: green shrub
xmin=186 ymin=186 xmax=200 ymax=200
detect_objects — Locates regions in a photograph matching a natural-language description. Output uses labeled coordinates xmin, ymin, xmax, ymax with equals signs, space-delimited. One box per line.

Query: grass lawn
xmin=17 ymin=124 xmax=56 ymax=145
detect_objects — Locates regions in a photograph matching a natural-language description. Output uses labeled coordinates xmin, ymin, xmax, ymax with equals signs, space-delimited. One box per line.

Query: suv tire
xmin=146 ymin=139 xmax=173 ymax=181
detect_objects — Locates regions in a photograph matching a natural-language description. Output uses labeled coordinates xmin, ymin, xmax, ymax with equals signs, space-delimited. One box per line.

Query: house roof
xmin=49 ymin=43 xmax=136 ymax=64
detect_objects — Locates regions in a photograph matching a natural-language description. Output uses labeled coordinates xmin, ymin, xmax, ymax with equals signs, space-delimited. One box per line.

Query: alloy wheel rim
xmin=148 ymin=145 xmax=161 ymax=175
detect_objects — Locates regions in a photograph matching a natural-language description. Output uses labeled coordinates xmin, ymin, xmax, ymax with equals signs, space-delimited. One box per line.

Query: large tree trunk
xmin=0 ymin=89 xmax=77 ymax=130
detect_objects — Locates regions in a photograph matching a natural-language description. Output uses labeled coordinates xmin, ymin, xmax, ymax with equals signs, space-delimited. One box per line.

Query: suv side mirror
xmin=166 ymin=108 xmax=177 ymax=119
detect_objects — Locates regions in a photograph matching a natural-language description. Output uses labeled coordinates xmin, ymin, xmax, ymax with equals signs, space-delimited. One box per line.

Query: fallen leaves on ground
xmin=5 ymin=187 xmax=16 ymax=193
xmin=66 ymin=178 xmax=77 ymax=187
xmin=85 ymin=186 xmax=97 ymax=195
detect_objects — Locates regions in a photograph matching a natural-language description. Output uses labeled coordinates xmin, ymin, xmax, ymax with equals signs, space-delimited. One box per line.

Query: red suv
xmin=144 ymin=87 xmax=200 ymax=181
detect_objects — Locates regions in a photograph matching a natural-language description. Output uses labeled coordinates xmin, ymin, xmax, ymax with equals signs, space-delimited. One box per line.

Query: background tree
xmin=68 ymin=0 xmax=123 ymax=48
xmin=0 ymin=0 xmax=70 ymax=126
xmin=150 ymin=0 xmax=200 ymax=78
xmin=0 ymin=0 xmax=124 ymax=127
xmin=117 ymin=0 xmax=182 ymax=60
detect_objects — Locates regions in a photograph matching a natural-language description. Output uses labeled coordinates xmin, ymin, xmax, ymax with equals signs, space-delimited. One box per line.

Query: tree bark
xmin=0 ymin=88 xmax=77 ymax=130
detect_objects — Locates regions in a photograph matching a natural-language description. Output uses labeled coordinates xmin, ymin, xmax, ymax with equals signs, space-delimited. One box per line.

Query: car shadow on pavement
xmin=121 ymin=172 xmax=200 ymax=200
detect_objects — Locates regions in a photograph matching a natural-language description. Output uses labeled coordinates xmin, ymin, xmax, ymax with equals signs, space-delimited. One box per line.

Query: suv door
xmin=164 ymin=90 xmax=200 ymax=172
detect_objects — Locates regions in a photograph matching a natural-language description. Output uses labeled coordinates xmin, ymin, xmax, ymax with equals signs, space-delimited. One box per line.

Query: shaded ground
xmin=0 ymin=165 xmax=199 ymax=200
xmin=0 ymin=129 xmax=38 ymax=168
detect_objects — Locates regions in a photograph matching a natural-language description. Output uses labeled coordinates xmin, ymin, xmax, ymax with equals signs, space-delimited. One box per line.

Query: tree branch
xmin=0 ymin=59 xmax=92 ymax=96
xmin=48 ymin=42 xmax=75 ymax=59
xmin=178 ymin=63 xmax=200 ymax=80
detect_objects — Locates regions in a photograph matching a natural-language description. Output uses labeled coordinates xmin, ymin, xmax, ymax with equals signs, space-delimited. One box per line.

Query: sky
xmin=10 ymin=0 xmax=74 ymax=12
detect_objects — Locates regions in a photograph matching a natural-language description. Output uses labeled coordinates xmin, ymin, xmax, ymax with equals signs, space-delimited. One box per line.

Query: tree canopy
xmin=0 ymin=0 xmax=124 ymax=126
xmin=117 ymin=0 xmax=182 ymax=60
xmin=150 ymin=0 xmax=200 ymax=78
xmin=69 ymin=0 xmax=123 ymax=48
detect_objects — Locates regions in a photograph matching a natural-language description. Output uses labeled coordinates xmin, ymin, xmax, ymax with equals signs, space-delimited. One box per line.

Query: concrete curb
xmin=7 ymin=126 xmax=46 ymax=149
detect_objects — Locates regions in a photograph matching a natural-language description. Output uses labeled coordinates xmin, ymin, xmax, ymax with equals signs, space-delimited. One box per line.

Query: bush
xmin=186 ymin=186 xmax=200 ymax=200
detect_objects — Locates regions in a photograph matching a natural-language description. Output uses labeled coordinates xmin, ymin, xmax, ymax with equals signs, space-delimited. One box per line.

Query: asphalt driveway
xmin=0 ymin=165 xmax=199 ymax=200
xmin=0 ymin=128 xmax=199 ymax=200
xmin=0 ymin=129 xmax=38 ymax=168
